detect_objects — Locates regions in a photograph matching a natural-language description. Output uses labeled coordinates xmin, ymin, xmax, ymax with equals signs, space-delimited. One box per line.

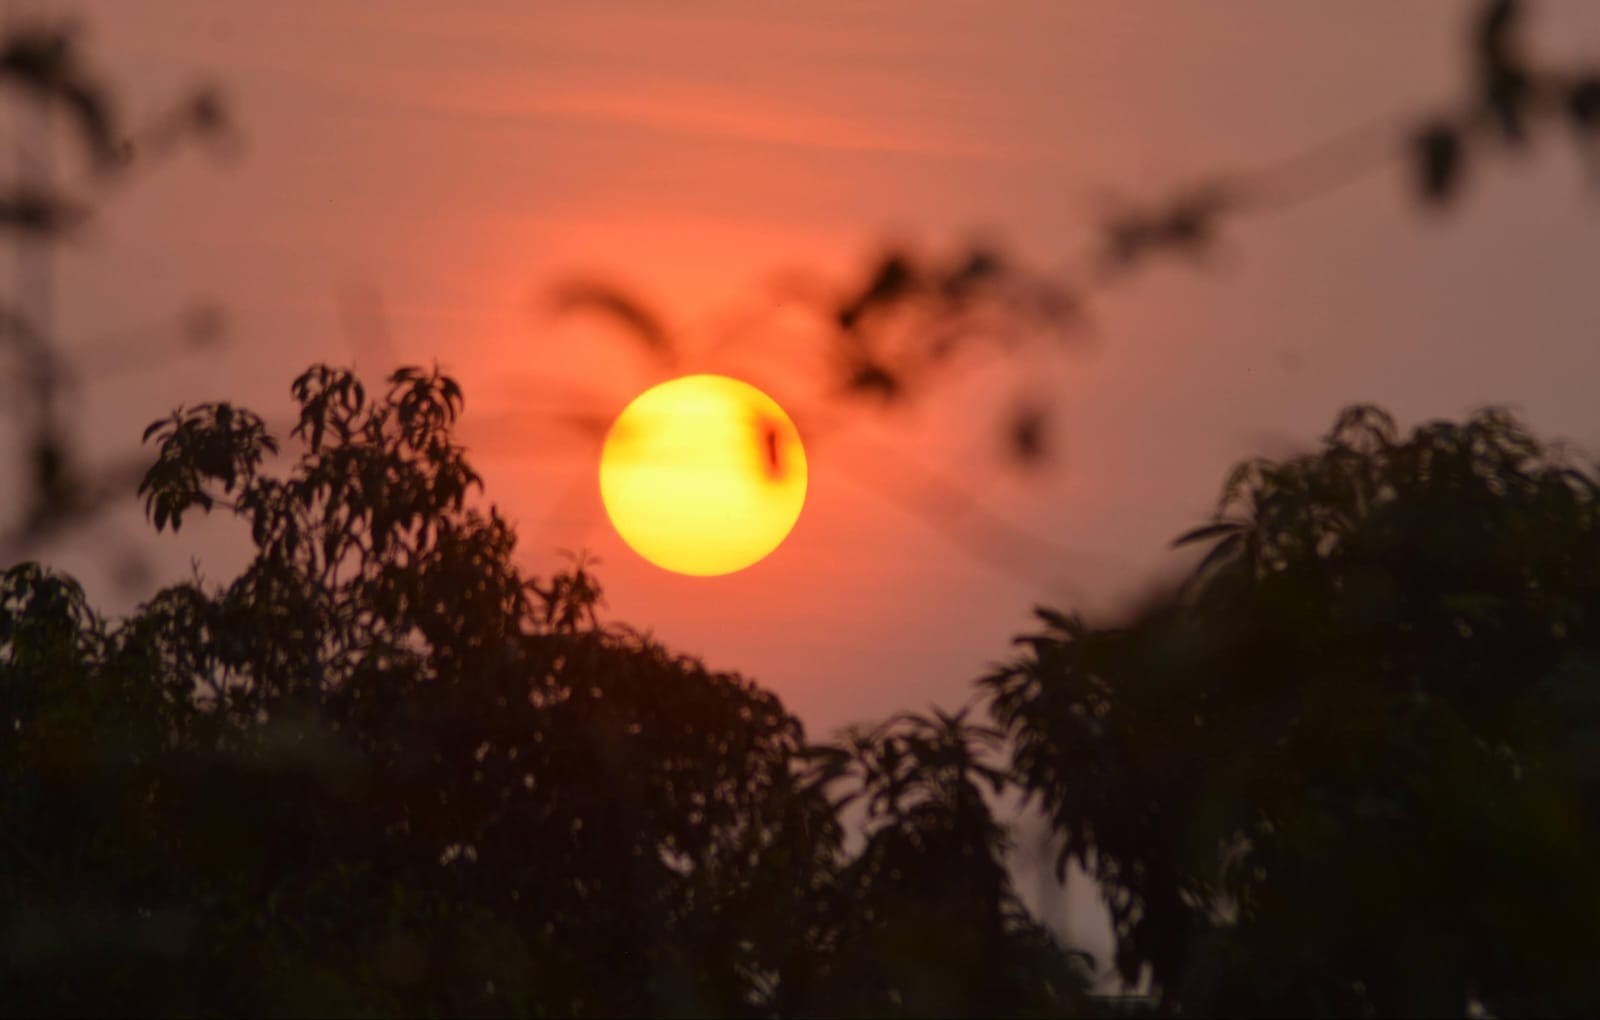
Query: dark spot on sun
xmin=756 ymin=414 xmax=784 ymax=480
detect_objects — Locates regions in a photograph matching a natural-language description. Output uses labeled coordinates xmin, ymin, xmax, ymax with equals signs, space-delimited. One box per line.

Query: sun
xmin=599 ymin=374 xmax=808 ymax=576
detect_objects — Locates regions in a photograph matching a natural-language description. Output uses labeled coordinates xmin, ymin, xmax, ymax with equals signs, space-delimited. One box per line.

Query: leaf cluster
xmin=1411 ymin=0 xmax=1600 ymax=202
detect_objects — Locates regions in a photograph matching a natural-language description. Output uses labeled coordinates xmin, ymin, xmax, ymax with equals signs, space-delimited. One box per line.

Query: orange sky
xmin=35 ymin=0 xmax=1600 ymax=755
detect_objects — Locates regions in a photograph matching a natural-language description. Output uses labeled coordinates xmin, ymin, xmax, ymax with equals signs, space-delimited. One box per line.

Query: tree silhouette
xmin=986 ymin=404 xmax=1600 ymax=1016
xmin=2 ymin=364 xmax=1090 ymax=1017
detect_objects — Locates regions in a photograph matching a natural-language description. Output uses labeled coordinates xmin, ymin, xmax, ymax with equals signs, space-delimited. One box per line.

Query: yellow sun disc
xmin=599 ymin=375 xmax=808 ymax=577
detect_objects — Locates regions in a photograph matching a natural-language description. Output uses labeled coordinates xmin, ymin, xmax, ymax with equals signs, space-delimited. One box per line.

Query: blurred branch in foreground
xmin=0 ymin=21 xmax=236 ymax=570
xmin=511 ymin=0 xmax=1598 ymax=594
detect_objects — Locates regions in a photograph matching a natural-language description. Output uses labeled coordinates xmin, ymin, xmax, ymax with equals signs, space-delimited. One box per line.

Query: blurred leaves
xmin=0 ymin=187 xmax=87 ymax=236
xmin=0 ymin=21 xmax=235 ymax=569
xmin=0 ymin=24 xmax=120 ymax=169
xmin=1098 ymin=184 xmax=1235 ymax=274
xmin=825 ymin=245 xmax=1085 ymax=410
xmin=509 ymin=0 xmax=1600 ymax=601
xmin=1414 ymin=121 xmax=1465 ymax=203
xmin=548 ymin=279 xmax=678 ymax=370
xmin=520 ymin=4 xmax=1600 ymax=527
xmin=1411 ymin=0 xmax=1600 ymax=203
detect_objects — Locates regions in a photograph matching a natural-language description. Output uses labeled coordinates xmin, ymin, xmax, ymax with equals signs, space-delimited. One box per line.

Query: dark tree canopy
xmin=988 ymin=404 xmax=1600 ymax=1017
xmin=0 ymin=365 xmax=1089 ymax=1017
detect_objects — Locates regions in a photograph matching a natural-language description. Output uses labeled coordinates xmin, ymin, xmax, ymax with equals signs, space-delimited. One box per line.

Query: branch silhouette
xmin=0 ymin=22 xmax=234 ymax=569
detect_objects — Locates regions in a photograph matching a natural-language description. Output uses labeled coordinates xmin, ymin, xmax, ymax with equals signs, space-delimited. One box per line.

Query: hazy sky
xmin=33 ymin=0 xmax=1600 ymax=752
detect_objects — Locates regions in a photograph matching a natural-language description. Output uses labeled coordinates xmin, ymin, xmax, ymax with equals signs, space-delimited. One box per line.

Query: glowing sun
xmin=599 ymin=374 xmax=808 ymax=576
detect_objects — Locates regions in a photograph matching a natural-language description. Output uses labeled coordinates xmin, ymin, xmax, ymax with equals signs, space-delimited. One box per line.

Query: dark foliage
xmin=1 ymin=365 xmax=1089 ymax=1017
xmin=987 ymin=405 xmax=1600 ymax=1016
xmin=794 ymin=709 xmax=1090 ymax=1017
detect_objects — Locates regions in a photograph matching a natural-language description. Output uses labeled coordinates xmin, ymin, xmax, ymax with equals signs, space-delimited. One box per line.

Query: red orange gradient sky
xmin=34 ymin=0 xmax=1600 ymax=752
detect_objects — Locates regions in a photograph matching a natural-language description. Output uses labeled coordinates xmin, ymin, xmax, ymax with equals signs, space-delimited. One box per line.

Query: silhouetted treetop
xmin=987 ymin=403 xmax=1600 ymax=1016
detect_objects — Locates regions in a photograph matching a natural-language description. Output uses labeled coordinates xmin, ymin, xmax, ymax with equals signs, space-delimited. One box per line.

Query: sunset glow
xmin=599 ymin=375 xmax=807 ymax=576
